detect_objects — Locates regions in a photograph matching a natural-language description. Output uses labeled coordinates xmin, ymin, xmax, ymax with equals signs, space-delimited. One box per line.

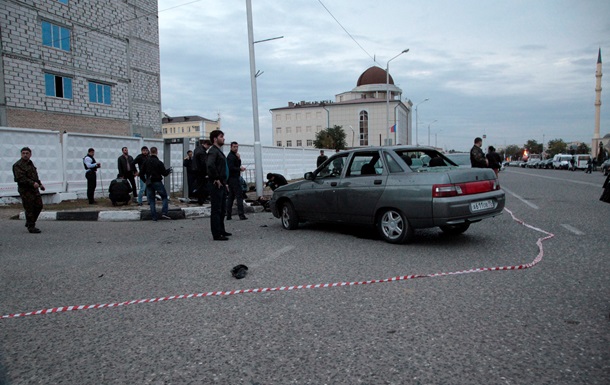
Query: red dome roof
xmin=357 ymin=66 xmax=393 ymax=86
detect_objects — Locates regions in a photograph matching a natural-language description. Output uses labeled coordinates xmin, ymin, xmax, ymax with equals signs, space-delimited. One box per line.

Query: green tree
xmin=504 ymin=145 xmax=522 ymax=160
xmin=546 ymin=138 xmax=567 ymax=157
xmin=314 ymin=125 xmax=347 ymax=150
xmin=524 ymin=139 xmax=543 ymax=154
xmin=575 ymin=142 xmax=591 ymax=154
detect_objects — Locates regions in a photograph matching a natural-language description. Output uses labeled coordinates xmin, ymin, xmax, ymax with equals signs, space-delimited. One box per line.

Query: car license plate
xmin=470 ymin=200 xmax=494 ymax=212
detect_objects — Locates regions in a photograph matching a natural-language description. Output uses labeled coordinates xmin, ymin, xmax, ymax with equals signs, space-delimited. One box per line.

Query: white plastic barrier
xmin=0 ymin=126 xmax=331 ymax=199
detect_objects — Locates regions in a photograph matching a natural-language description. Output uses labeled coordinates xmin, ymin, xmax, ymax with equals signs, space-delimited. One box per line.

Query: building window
xmin=88 ymin=82 xmax=111 ymax=105
xmin=57 ymin=0 xmax=68 ymax=3
xmin=296 ymin=126 xmax=302 ymax=133
xmin=296 ymin=113 xmax=301 ymax=120
xmin=276 ymin=127 xmax=281 ymax=135
xmin=286 ymin=140 xmax=292 ymax=147
xmin=316 ymin=111 xmax=322 ymax=119
xmin=163 ymin=128 xmax=167 ymax=134
xmin=45 ymin=73 xmax=72 ymax=99
xmin=316 ymin=125 xmax=322 ymax=132
xmin=286 ymin=127 xmax=292 ymax=134
xmin=41 ymin=21 xmax=71 ymax=51
xmin=275 ymin=114 xmax=281 ymax=121
xmin=306 ymin=126 xmax=312 ymax=133
xmin=297 ymin=140 xmax=302 ymax=147
xmin=307 ymin=139 xmax=313 ymax=147
xmin=306 ymin=112 xmax=311 ymax=120
xmin=285 ymin=114 xmax=291 ymax=120
xmin=277 ymin=141 xmax=282 ymax=147
xmin=359 ymin=110 xmax=369 ymax=146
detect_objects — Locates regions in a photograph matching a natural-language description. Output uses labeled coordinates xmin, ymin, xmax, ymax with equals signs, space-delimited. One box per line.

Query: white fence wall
xmin=0 ymin=127 xmax=329 ymax=198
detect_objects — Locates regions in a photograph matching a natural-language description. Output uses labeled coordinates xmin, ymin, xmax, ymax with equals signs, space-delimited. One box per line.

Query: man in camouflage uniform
xmin=12 ymin=147 xmax=45 ymax=233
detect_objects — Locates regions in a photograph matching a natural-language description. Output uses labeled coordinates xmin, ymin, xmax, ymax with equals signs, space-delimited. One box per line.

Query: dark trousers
xmin=187 ymin=172 xmax=196 ymax=198
xmin=209 ymin=182 xmax=227 ymax=237
xmin=86 ymin=171 xmax=97 ymax=203
xmin=20 ymin=190 xmax=43 ymax=228
xmin=126 ymin=174 xmax=138 ymax=197
xmin=226 ymin=177 xmax=245 ymax=217
xmin=195 ymin=176 xmax=209 ymax=204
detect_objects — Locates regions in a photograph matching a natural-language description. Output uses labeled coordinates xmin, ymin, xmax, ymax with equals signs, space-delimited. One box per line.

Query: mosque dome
xmin=357 ymin=66 xmax=393 ymax=87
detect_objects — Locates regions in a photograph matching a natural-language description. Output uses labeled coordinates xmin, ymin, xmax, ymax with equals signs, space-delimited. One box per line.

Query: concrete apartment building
xmin=0 ymin=0 xmax=162 ymax=137
xmin=271 ymin=66 xmax=412 ymax=148
xmin=161 ymin=114 xmax=220 ymax=141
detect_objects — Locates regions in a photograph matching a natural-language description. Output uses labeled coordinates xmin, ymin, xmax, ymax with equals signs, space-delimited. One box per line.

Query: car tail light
xmin=433 ymin=180 xmax=499 ymax=198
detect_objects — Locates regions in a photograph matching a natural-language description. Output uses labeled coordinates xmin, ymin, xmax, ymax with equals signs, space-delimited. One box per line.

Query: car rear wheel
xmin=439 ymin=223 xmax=470 ymax=235
xmin=377 ymin=209 xmax=413 ymax=244
xmin=280 ymin=201 xmax=299 ymax=230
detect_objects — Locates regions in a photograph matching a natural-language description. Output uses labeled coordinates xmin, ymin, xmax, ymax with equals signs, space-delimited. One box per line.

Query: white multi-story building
xmin=271 ymin=66 xmax=412 ymax=148
xmin=0 ymin=0 xmax=162 ymax=137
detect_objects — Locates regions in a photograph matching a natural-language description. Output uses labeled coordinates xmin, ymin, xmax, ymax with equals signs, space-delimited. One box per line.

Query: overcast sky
xmin=157 ymin=0 xmax=610 ymax=152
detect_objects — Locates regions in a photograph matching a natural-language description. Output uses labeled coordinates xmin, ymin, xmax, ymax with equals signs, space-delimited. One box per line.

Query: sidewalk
xmin=0 ymin=192 xmax=269 ymax=222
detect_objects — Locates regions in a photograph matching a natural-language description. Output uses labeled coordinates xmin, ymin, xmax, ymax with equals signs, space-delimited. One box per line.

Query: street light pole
xmin=414 ymin=98 xmax=429 ymax=146
xmin=386 ymin=49 xmax=409 ymax=146
xmin=427 ymin=120 xmax=437 ymax=146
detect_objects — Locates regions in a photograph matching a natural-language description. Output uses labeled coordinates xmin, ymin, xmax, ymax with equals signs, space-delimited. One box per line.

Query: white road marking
xmin=504 ymin=170 xmax=601 ymax=187
xmin=501 ymin=186 xmax=539 ymax=210
xmin=560 ymin=224 xmax=585 ymax=235
xmin=250 ymin=245 xmax=295 ymax=268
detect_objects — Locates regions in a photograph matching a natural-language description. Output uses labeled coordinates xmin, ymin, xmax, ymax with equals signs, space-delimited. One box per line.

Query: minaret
xmin=593 ymin=48 xmax=602 ymax=157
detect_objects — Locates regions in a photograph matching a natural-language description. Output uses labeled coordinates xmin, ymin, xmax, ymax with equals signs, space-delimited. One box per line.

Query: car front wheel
xmin=377 ymin=209 xmax=413 ymax=244
xmin=280 ymin=201 xmax=299 ymax=230
xmin=439 ymin=223 xmax=470 ymax=235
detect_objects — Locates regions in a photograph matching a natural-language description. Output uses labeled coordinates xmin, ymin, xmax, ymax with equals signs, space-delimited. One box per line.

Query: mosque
xmin=271 ymin=66 xmax=412 ymax=148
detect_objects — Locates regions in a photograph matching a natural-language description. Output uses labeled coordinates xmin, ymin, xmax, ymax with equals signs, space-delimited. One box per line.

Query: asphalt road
xmin=1 ymin=168 xmax=609 ymax=385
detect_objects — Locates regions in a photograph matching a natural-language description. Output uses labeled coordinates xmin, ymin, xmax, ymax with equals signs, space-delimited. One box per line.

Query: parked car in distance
xmin=552 ymin=154 xmax=573 ymax=169
xmin=270 ymin=146 xmax=505 ymax=244
xmin=538 ymin=159 xmax=553 ymax=169
xmin=526 ymin=159 xmax=540 ymax=168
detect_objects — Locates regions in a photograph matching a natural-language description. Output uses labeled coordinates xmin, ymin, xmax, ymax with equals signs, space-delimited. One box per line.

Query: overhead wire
xmin=316 ymin=0 xmax=378 ymax=65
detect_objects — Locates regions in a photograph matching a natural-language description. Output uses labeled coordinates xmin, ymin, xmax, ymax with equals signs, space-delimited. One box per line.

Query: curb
xmin=18 ymin=204 xmax=265 ymax=222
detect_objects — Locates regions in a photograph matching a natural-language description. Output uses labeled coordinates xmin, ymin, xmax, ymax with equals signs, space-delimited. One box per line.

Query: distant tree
xmin=575 ymin=142 xmax=591 ymax=154
xmin=314 ymin=125 xmax=347 ymax=150
xmin=524 ymin=139 xmax=543 ymax=154
xmin=546 ymin=139 xmax=568 ymax=157
xmin=504 ymin=145 xmax=521 ymax=160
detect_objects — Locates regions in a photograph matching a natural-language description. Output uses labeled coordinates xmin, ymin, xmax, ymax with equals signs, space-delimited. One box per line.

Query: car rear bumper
xmin=432 ymin=190 xmax=505 ymax=226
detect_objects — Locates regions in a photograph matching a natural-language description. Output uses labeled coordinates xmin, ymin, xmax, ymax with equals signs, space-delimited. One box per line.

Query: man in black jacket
xmin=206 ymin=130 xmax=231 ymax=240
xmin=117 ymin=147 xmax=137 ymax=201
xmin=108 ymin=175 xmax=132 ymax=206
xmin=266 ymin=173 xmax=288 ymax=191
xmin=13 ymin=147 xmax=45 ymax=233
xmin=141 ymin=147 xmax=172 ymax=221
xmin=193 ymin=139 xmax=211 ymax=205
xmin=132 ymin=146 xmax=149 ymax=206
xmin=470 ymin=137 xmax=488 ymax=168
xmin=226 ymin=141 xmax=247 ymax=220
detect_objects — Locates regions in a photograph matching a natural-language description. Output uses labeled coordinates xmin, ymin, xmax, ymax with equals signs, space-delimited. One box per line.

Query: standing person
xmin=183 ymin=150 xmax=196 ymax=198
xmin=132 ymin=146 xmax=149 ymax=206
xmin=117 ymin=147 xmax=137 ymax=201
xmin=585 ymin=158 xmax=593 ymax=174
xmin=12 ymin=147 xmax=45 ymax=233
xmin=140 ymin=147 xmax=172 ymax=221
xmin=470 ymin=137 xmax=488 ymax=168
xmin=83 ymin=148 xmax=101 ymax=204
xmin=193 ymin=139 xmax=211 ymax=205
xmin=317 ymin=150 xmax=328 ymax=167
xmin=486 ymin=146 xmax=502 ymax=177
xmin=206 ymin=130 xmax=231 ymax=241
xmin=226 ymin=141 xmax=247 ymax=220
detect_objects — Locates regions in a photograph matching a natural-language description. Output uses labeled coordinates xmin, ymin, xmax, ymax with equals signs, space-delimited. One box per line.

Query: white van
xmin=571 ymin=154 xmax=591 ymax=170
xmin=552 ymin=154 xmax=572 ymax=169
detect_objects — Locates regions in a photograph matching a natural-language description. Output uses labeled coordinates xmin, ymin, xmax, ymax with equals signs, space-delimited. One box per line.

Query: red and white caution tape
xmin=1 ymin=207 xmax=553 ymax=320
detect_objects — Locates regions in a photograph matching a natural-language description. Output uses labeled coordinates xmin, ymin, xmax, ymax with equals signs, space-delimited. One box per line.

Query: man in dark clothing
xmin=117 ymin=147 xmax=137 ymax=200
xmin=226 ymin=141 xmax=247 ymax=220
xmin=108 ymin=175 xmax=132 ymax=206
xmin=486 ymin=146 xmax=502 ymax=177
xmin=83 ymin=148 xmax=101 ymax=204
xmin=183 ymin=150 xmax=196 ymax=198
xmin=317 ymin=150 xmax=328 ymax=167
xmin=132 ymin=146 xmax=149 ymax=206
xmin=266 ymin=173 xmax=288 ymax=191
xmin=141 ymin=147 xmax=172 ymax=221
xmin=193 ymin=139 xmax=211 ymax=205
xmin=470 ymin=137 xmax=488 ymax=168
xmin=206 ymin=130 xmax=231 ymax=241
xmin=13 ymin=147 xmax=45 ymax=233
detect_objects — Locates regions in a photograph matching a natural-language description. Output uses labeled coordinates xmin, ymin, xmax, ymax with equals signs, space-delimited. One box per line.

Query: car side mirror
xmin=304 ymin=172 xmax=314 ymax=180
